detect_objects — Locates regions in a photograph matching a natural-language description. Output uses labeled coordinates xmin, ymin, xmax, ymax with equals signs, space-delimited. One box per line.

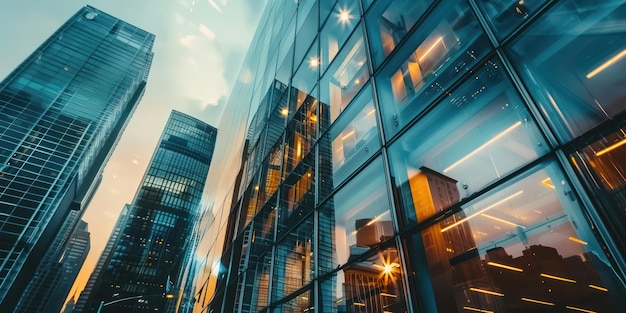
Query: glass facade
xmin=76 ymin=111 xmax=217 ymax=312
xmin=0 ymin=6 xmax=154 ymax=309
xmin=192 ymin=0 xmax=626 ymax=312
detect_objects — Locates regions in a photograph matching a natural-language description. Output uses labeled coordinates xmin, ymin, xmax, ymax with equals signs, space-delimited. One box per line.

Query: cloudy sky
xmin=0 ymin=0 xmax=266 ymax=306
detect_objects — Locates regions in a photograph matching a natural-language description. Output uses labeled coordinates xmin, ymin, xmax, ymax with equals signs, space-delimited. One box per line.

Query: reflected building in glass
xmin=0 ymin=6 xmax=154 ymax=310
xmin=77 ymin=110 xmax=217 ymax=313
xmin=191 ymin=0 xmax=626 ymax=312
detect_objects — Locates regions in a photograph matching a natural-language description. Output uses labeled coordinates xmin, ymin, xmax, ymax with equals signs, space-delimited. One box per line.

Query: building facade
xmin=78 ymin=110 xmax=217 ymax=312
xmin=193 ymin=0 xmax=626 ymax=312
xmin=0 ymin=5 xmax=154 ymax=309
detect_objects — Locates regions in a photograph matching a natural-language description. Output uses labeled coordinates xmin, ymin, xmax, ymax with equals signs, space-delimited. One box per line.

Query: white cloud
xmin=179 ymin=34 xmax=197 ymax=48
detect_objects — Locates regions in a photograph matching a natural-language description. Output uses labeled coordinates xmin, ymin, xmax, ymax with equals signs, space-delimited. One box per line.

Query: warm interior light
xmin=367 ymin=109 xmax=376 ymax=116
xmin=353 ymin=302 xmax=366 ymax=307
xmin=418 ymin=37 xmax=444 ymax=62
xmin=444 ymin=121 xmax=522 ymax=173
xmin=541 ymin=178 xmax=555 ymax=189
xmin=568 ymin=236 xmax=588 ymax=245
xmin=440 ymin=191 xmax=524 ymax=233
xmin=521 ymin=297 xmax=555 ymax=306
xmin=338 ymin=9 xmax=351 ymax=24
xmin=595 ymin=137 xmax=626 ymax=156
xmin=165 ymin=294 xmax=174 ymax=299
xmin=281 ymin=108 xmax=289 ymax=116
xmin=588 ymin=284 xmax=608 ymax=292
xmin=481 ymin=213 xmax=526 ymax=229
xmin=487 ymin=261 xmax=524 ymax=272
xmin=463 ymin=306 xmax=494 ymax=313
xmin=379 ymin=293 xmax=397 ymax=298
xmin=469 ymin=287 xmax=504 ymax=297
xmin=540 ymin=273 xmax=576 ymax=283
xmin=586 ymin=48 xmax=626 ymax=79
xmin=566 ymin=305 xmax=597 ymax=313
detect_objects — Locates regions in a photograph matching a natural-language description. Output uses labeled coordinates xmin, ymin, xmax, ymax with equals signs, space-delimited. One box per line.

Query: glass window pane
xmin=365 ymin=0 xmax=434 ymax=68
xmin=321 ymin=26 xmax=370 ymax=124
xmin=293 ymin=40 xmax=319 ymax=96
xmin=320 ymin=243 xmax=409 ymax=312
xmin=319 ymin=157 xmax=393 ymax=274
xmin=389 ymin=59 xmax=550 ymax=226
xmin=376 ymin=0 xmax=490 ymax=138
xmin=570 ymin=124 xmax=626 ymax=260
xmin=272 ymin=289 xmax=313 ymax=313
xmin=329 ymin=85 xmax=380 ymax=187
xmin=475 ymin=0 xmax=549 ymax=40
xmin=272 ymin=216 xmax=314 ymax=301
xmin=405 ymin=161 xmax=624 ymax=312
xmin=508 ymin=1 xmax=626 ymax=142
xmin=320 ymin=0 xmax=359 ymax=73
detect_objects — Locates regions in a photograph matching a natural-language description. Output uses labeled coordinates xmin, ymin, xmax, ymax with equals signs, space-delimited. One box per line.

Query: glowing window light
xmin=418 ymin=37 xmax=444 ymax=62
xmin=353 ymin=302 xmax=366 ymax=307
xmin=281 ymin=108 xmax=289 ymax=116
xmin=541 ymin=178 xmax=555 ymax=189
xmin=440 ymin=190 xmax=524 ymax=233
xmin=595 ymin=137 xmax=626 ymax=156
xmin=487 ymin=261 xmax=524 ymax=272
xmin=463 ymin=306 xmax=494 ymax=313
xmin=469 ymin=287 xmax=504 ymax=297
xmin=566 ymin=305 xmax=597 ymax=313
xmin=588 ymin=284 xmax=608 ymax=292
xmin=481 ymin=213 xmax=526 ymax=229
xmin=568 ymin=236 xmax=588 ymax=245
xmin=444 ymin=122 xmax=522 ymax=173
xmin=540 ymin=273 xmax=577 ymax=283
xmin=309 ymin=57 xmax=320 ymax=68
xmin=521 ymin=297 xmax=555 ymax=306
xmin=586 ymin=48 xmax=626 ymax=79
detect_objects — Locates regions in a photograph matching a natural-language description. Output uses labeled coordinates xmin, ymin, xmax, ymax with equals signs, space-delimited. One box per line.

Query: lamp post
xmin=96 ymin=293 xmax=174 ymax=313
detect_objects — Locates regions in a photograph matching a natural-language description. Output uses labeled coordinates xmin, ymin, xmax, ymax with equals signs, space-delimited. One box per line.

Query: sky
xmin=0 ymin=0 xmax=266 ymax=308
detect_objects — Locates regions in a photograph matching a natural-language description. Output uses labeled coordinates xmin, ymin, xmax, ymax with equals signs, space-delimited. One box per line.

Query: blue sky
xmin=0 ymin=0 xmax=266 ymax=305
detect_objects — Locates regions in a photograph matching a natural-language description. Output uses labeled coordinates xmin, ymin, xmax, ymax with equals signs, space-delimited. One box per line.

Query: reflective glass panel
xmin=475 ymin=0 xmax=549 ymax=40
xmin=320 ymin=242 xmax=409 ymax=312
xmin=321 ymin=27 xmax=370 ymax=124
xmin=272 ymin=216 xmax=314 ymax=301
xmin=376 ymin=0 xmax=490 ymax=138
xmin=329 ymin=85 xmax=380 ymax=187
xmin=319 ymin=157 xmax=393 ymax=273
xmin=405 ymin=161 xmax=624 ymax=312
xmin=570 ymin=124 xmax=626 ymax=262
xmin=320 ymin=0 xmax=360 ymax=73
xmin=389 ymin=59 xmax=549 ymax=226
xmin=508 ymin=1 xmax=626 ymax=142
xmin=365 ymin=0 xmax=434 ymax=68
xmin=272 ymin=289 xmax=312 ymax=313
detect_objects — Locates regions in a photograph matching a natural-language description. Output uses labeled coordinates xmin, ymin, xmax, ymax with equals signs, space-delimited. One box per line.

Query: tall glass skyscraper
xmin=78 ymin=110 xmax=217 ymax=312
xmin=191 ymin=0 xmax=626 ymax=312
xmin=0 ymin=5 xmax=154 ymax=310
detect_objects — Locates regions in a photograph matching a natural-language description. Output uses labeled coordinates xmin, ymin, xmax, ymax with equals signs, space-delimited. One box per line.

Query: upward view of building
xmin=0 ymin=5 xmax=154 ymax=310
xmin=189 ymin=0 xmax=626 ymax=312
xmin=77 ymin=110 xmax=217 ymax=312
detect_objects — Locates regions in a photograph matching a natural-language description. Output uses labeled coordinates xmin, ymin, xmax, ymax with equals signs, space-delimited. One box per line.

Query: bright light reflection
xmin=540 ymin=273 xmax=577 ymax=283
xmin=521 ymin=297 xmax=555 ymax=306
xmin=586 ymin=48 xmax=626 ymax=79
xmin=588 ymin=284 xmax=608 ymax=292
xmin=469 ymin=287 xmax=504 ymax=297
xmin=443 ymin=121 xmax=522 ymax=173
xmin=487 ymin=261 xmax=524 ymax=272
xmin=338 ymin=9 xmax=351 ymax=24
xmin=309 ymin=57 xmax=320 ymax=68
xmin=463 ymin=306 xmax=494 ymax=313
xmin=568 ymin=236 xmax=588 ymax=245
xmin=440 ymin=190 xmax=524 ymax=233
xmin=595 ymin=137 xmax=626 ymax=156
xmin=566 ymin=305 xmax=597 ymax=313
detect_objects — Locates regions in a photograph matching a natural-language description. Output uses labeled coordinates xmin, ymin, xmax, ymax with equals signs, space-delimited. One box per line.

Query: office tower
xmin=79 ymin=110 xmax=217 ymax=312
xmin=189 ymin=0 xmax=626 ymax=312
xmin=0 ymin=5 xmax=154 ymax=309
xmin=73 ymin=205 xmax=131 ymax=313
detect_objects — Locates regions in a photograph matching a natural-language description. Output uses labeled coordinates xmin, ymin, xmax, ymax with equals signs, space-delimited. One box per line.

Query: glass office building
xmin=192 ymin=0 xmax=626 ymax=312
xmin=0 ymin=6 xmax=154 ymax=309
xmin=78 ymin=111 xmax=217 ymax=313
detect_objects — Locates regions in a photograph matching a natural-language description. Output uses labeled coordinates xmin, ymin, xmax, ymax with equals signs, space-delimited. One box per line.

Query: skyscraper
xmin=0 ymin=5 xmax=154 ymax=309
xmin=78 ymin=110 xmax=217 ymax=312
xmin=190 ymin=0 xmax=626 ymax=312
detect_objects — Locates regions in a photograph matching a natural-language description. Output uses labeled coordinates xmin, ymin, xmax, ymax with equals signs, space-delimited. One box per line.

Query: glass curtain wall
xmin=201 ymin=0 xmax=626 ymax=312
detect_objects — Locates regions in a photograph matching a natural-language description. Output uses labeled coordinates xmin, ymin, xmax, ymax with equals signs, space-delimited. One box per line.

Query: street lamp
xmin=96 ymin=293 xmax=174 ymax=313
